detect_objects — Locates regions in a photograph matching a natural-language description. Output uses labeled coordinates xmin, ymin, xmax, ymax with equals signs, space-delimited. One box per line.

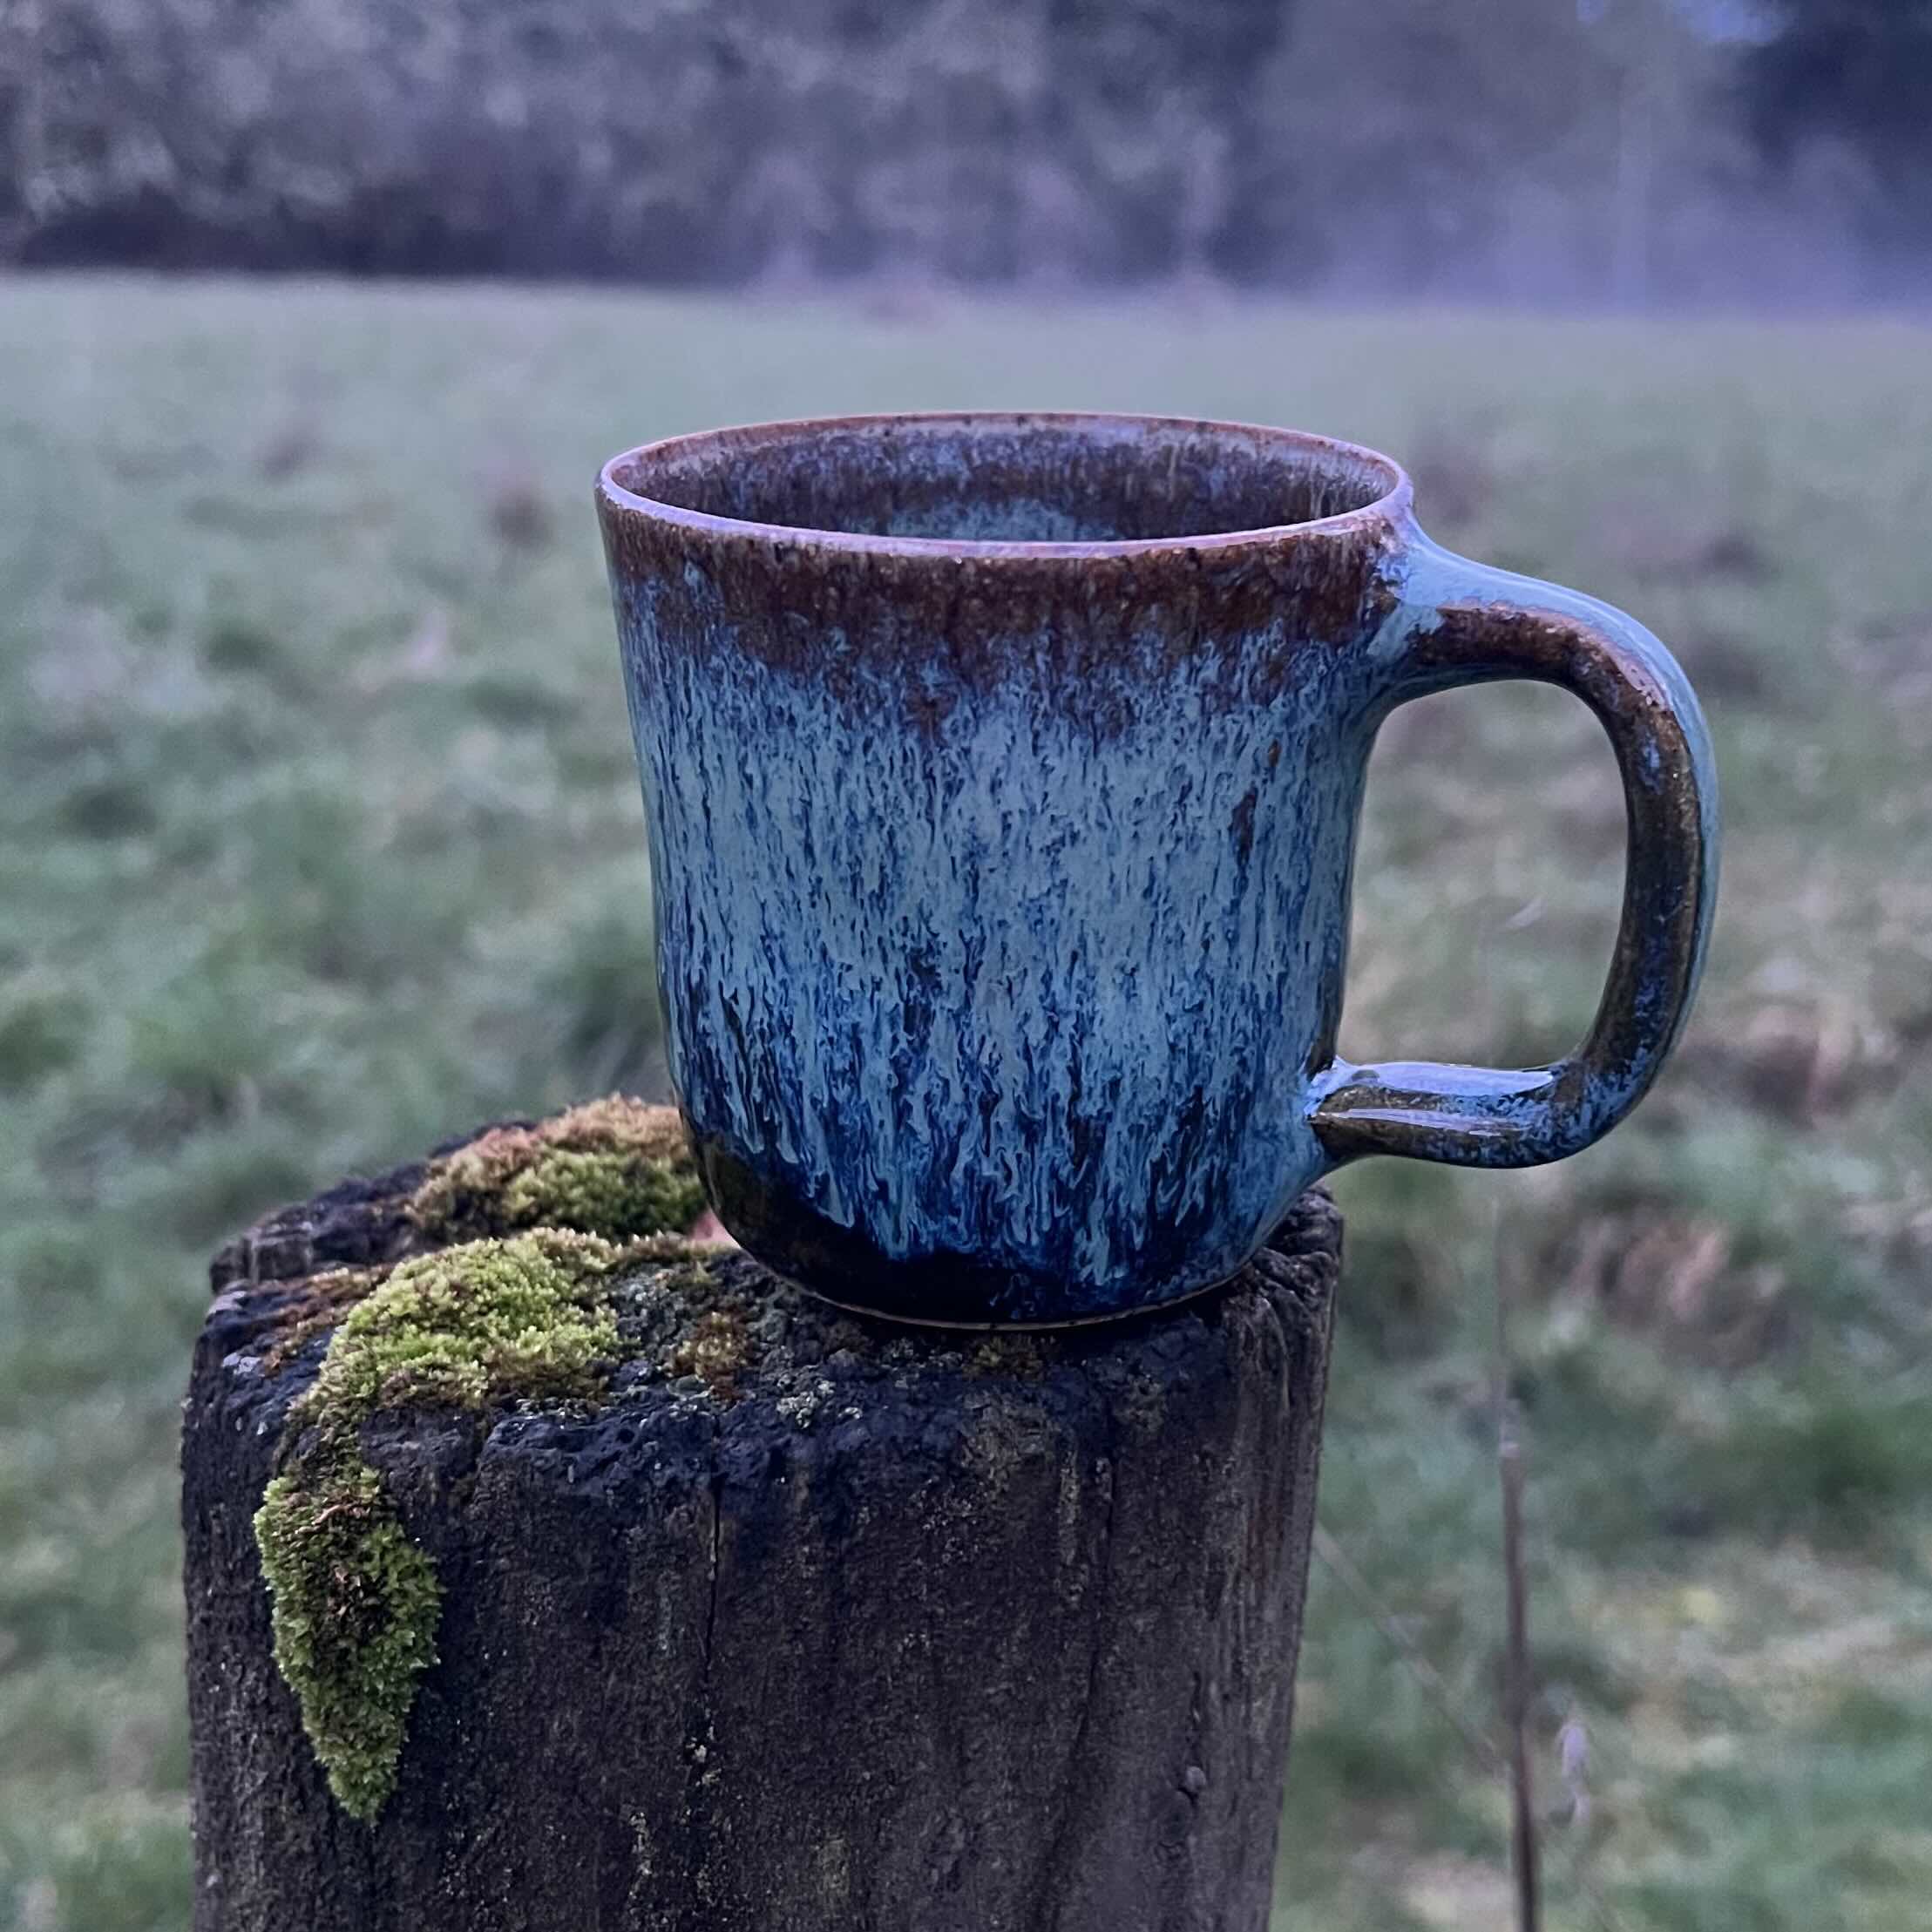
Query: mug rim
xmin=596 ymin=410 xmax=1413 ymax=560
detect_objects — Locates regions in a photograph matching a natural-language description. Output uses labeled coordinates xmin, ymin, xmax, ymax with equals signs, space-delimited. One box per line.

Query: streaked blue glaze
xmin=598 ymin=414 xmax=1718 ymax=1325
xmin=619 ymin=576 xmax=1364 ymax=1313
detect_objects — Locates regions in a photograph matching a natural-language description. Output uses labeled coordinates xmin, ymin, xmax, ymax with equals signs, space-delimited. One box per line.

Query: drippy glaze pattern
xmin=598 ymin=414 xmax=1717 ymax=1325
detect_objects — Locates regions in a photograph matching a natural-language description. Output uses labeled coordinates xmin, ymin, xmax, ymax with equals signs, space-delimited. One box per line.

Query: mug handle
xmin=1310 ymin=539 xmax=1719 ymax=1169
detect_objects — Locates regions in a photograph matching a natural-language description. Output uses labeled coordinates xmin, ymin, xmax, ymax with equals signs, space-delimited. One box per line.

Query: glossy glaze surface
xmin=598 ymin=413 xmax=1717 ymax=1324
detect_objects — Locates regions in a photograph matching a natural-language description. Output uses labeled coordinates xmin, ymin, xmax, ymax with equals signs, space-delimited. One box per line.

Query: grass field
xmin=3 ymin=274 xmax=1930 ymax=1930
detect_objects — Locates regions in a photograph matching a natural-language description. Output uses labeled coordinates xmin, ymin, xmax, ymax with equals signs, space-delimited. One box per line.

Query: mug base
xmin=796 ymin=1272 xmax=1234 ymax=1334
xmin=693 ymin=1133 xmax=1240 ymax=1330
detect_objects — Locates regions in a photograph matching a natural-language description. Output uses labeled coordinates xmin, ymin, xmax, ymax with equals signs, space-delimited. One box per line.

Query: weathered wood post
xmin=183 ymin=1099 xmax=1339 ymax=1932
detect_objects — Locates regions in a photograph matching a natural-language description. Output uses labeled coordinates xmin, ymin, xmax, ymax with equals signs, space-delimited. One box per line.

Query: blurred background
xmin=3 ymin=3 xmax=1930 ymax=1929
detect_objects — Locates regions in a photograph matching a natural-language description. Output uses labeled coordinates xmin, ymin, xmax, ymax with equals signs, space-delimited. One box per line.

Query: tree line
xmin=4 ymin=0 xmax=1927 ymax=303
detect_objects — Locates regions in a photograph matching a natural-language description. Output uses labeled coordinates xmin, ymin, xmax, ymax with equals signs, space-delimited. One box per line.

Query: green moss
xmin=254 ymin=1457 xmax=441 ymax=1821
xmin=498 ymin=1145 xmax=705 ymax=1241
xmin=409 ymin=1095 xmax=705 ymax=1243
xmin=254 ymin=1228 xmax=631 ymax=1821
xmin=302 ymin=1229 xmax=622 ymax=1423
xmin=248 ymin=1099 xmax=729 ymax=1823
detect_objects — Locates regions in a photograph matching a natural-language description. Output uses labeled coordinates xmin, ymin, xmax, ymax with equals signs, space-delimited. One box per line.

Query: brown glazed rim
xmin=596 ymin=410 xmax=1414 ymax=560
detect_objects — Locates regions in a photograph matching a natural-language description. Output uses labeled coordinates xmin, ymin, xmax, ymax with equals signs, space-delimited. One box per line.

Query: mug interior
xmin=606 ymin=412 xmax=1401 ymax=547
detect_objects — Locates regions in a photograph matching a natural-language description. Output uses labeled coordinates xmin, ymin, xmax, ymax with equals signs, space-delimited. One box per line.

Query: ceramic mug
xmin=597 ymin=412 xmax=1717 ymax=1325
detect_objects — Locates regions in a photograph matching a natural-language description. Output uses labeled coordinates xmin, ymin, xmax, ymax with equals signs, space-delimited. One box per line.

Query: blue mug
xmin=598 ymin=413 xmax=1717 ymax=1325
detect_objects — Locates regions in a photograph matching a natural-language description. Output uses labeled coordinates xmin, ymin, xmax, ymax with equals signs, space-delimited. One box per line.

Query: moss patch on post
xmin=407 ymin=1094 xmax=706 ymax=1244
xmin=254 ymin=1458 xmax=441 ymax=1822
xmin=254 ymin=1229 xmax=634 ymax=1820
xmin=308 ymin=1228 xmax=624 ymax=1419
xmin=252 ymin=1100 xmax=715 ymax=1826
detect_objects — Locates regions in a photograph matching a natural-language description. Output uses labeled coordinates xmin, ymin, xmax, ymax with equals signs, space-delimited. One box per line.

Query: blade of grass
xmin=1495 ymin=1202 xmax=1541 ymax=1932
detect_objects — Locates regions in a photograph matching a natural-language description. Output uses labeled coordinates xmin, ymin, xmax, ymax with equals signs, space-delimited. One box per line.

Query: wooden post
xmin=182 ymin=1103 xmax=1339 ymax=1932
